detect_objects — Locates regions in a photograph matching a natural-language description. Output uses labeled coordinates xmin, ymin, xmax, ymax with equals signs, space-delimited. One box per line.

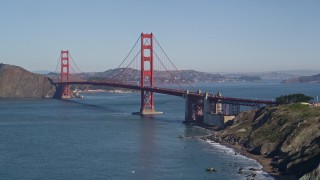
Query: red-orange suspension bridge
xmin=53 ymin=33 xmax=276 ymax=124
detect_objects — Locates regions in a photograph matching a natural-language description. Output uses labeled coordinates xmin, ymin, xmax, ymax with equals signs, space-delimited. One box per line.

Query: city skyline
xmin=0 ymin=0 xmax=319 ymax=73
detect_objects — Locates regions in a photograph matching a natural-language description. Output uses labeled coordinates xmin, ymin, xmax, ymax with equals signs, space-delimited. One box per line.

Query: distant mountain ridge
xmin=75 ymin=68 xmax=261 ymax=84
xmin=283 ymin=73 xmax=320 ymax=83
xmin=45 ymin=68 xmax=320 ymax=82
xmin=224 ymin=72 xmax=299 ymax=80
xmin=223 ymin=70 xmax=319 ymax=80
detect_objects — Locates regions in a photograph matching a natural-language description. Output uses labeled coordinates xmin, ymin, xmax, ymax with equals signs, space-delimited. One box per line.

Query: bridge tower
xmin=139 ymin=33 xmax=162 ymax=115
xmin=60 ymin=50 xmax=71 ymax=99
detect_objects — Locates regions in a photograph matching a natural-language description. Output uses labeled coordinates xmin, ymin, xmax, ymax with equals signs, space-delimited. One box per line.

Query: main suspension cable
xmin=103 ymin=35 xmax=141 ymax=81
xmin=153 ymin=51 xmax=185 ymax=91
xmin=51 ymin=56 xmax=61 ymax=82
xmin=153 ymin=35 xmax=196 ymax=91
xmin=109 ymin=50 xmax=141 ymax=80
xmin=69 ymin=52 xmax=82 ymax=74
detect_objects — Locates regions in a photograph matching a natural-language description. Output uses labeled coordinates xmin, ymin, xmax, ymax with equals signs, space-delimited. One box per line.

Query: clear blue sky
xmin=0 ymin=0 xmax=319 ymax=73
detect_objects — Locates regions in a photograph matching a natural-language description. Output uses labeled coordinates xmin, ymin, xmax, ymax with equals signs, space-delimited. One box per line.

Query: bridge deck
xmin=54 ymin=81 xmax=276 ymax=106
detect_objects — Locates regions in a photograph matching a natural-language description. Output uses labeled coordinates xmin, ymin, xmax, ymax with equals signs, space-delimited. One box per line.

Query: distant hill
xmin=223 ymin=70 xmax=320 ymax=81
xmin=50 ymin=68 xmax=281 ymax=84
xmin=224 ymin=72 xmax=298 ymax=80
xmin=257 ymin=72 xmax=298 ymax=80
xmin=0 ymin=63 xmax=56 ymax=98
xmin=79 ymin=68 xmax=230 ymax=84
xmin=283 ymin=74 xmax=320 ymax=83
xmin=50 ymin=68 xmax=320 ymax=83
xmin=275 ymin=70 xmax=319 ymax=76
xmin=237 ymin=76 xmax=261 ymax=81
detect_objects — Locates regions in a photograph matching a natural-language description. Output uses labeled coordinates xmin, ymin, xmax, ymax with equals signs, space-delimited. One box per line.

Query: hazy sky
xmin=0 ymin=0 xmax=319 ymax=73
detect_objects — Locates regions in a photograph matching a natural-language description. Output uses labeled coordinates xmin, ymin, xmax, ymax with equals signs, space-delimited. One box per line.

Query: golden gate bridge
xmin=51 ymin=33 xmax=276 ymax=125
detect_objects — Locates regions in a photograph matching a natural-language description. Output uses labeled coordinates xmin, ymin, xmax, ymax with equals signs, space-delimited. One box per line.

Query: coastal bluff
xmin=209 ymin=104 xmax=320 ymax=179
xmin=0 ymin=63 xmax=56 ymax=98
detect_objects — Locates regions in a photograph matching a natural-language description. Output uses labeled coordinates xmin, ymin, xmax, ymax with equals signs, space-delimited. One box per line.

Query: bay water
xmin=1 ymin=81 xmax=319 ymax=180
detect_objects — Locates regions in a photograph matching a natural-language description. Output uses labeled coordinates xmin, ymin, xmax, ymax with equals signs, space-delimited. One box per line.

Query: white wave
xmin=204 ymin=140 xmax=274 ymax=180
xmin=205 ymin=140 xmax=236 ymax=154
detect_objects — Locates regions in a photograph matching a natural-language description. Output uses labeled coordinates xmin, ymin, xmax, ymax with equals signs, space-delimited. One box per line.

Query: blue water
xmin=1 ymin=82 xmax=319 ymax=179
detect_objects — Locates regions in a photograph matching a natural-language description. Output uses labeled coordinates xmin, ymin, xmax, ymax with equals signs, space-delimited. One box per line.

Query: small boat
xmin=74 ymin=94 xmax=84 ymax=98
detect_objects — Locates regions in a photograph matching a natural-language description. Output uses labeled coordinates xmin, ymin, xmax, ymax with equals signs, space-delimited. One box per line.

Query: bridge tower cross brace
xmin=140 ymin=33 xmax=155 ymax=114
xmin=60 ymin=50 xmax=71 ymax=99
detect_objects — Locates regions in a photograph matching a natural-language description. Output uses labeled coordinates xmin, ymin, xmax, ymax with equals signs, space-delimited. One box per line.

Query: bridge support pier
xmin=184 ymin=90 xmax=204 ymax=124
xmin=61 ymin=84 xmax=71 ymax=99
xmin=203 ymin=93 xmax=224 ymax=127
xmin=184 ymin=90 xmax=192 ymax=123
xmin=203 ymin=92 xmax=236 ymax=127
xmin=203 ymin=93 xmax=211 ymax=124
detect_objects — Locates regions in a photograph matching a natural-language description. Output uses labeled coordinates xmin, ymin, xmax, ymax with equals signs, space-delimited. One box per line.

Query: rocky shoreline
xmin=218 ymin=140 xmax=297 ymax=179
xmin=201 ymin=104 xmax=320 ymax=179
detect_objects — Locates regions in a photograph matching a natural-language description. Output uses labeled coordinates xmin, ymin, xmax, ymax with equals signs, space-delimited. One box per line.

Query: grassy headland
xmin=208 ymin=104 xmax=320 ymax=179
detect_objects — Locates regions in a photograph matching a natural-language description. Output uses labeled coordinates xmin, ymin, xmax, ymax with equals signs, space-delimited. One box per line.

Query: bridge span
xmin=54 ymin=80 xmax=276 ymax=126
xmin=55 ymin=81 xmax=275 ymax=106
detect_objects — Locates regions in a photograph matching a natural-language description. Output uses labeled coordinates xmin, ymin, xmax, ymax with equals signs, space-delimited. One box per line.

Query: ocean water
xmin=0 ymin=81 xmax=319 ymax=180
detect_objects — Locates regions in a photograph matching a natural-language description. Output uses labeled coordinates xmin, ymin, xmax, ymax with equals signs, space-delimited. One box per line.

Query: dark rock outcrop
xmin=0 ymin=63 xmax=56 ymax=98
xmin=299 ymin=163 xmax=320 ymax=180
xmin=209 ymin=104 xmax=320 ymax=178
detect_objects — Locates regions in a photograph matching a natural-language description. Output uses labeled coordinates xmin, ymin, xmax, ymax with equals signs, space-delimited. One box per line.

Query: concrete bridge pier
xmin=184 ymin=90 xmax=192 ymax=123
xmin=203 ymin=92 xmax=224 ymax=127
xmin=53 ymin=84 xmax=71 ymax=99
xmin=61 ymin=84 xmax=71 ymax=99
xmin=203 ymin=92 xmax=236 ymax=128
xmin=203 ymin=93 xmax=213 ymax=124
xmin=184 ymin=90 xmax=204 ymax=124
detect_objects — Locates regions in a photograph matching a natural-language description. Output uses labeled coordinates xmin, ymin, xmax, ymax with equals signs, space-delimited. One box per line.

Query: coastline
xmin=220 ymin=142 xmax=274 ymax=174
xmin=211 ymin=139 xmax=299 ymax=180
xmin=216 ymin=140 xmax=298 ymax=180
xmin=197 ymin=104 xmax=320 ymax=179
xmin=192 ymin=125 xmax=299 ymax=180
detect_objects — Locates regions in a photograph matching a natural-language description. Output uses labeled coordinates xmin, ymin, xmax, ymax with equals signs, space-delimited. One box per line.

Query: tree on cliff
xmin=276 ymin=93 xmax=313 ymax=104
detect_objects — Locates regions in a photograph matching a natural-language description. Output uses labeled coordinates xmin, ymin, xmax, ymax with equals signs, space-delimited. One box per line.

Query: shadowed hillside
xmin=0 ymin=63 xmax=56 ymax=98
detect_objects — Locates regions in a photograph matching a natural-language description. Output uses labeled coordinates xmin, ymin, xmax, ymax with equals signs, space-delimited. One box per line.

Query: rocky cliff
xmin=209 ymin=104 xmax=320 ymax=178
xmin=0 ymin=63 xmax=56 ymax=98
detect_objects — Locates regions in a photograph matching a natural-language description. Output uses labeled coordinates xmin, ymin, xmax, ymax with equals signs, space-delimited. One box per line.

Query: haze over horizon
xmin=0 ymin=0 xmax=319 ymax=73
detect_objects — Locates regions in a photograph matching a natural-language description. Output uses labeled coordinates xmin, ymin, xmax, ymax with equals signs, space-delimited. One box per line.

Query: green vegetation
xmin=276 ymin=93 xmax=313 ymax=104
xmin=221 ymin=104 xmax=319 ymax=147
xmin=287 ymin=103 xmax=309 ymax=111
xmin=214 ymin=104 xmax=320 ymax=177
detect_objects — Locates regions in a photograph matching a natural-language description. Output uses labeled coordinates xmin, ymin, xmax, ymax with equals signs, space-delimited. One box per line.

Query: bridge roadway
xmin=54 ymin=81 xmax=276 ymax=107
